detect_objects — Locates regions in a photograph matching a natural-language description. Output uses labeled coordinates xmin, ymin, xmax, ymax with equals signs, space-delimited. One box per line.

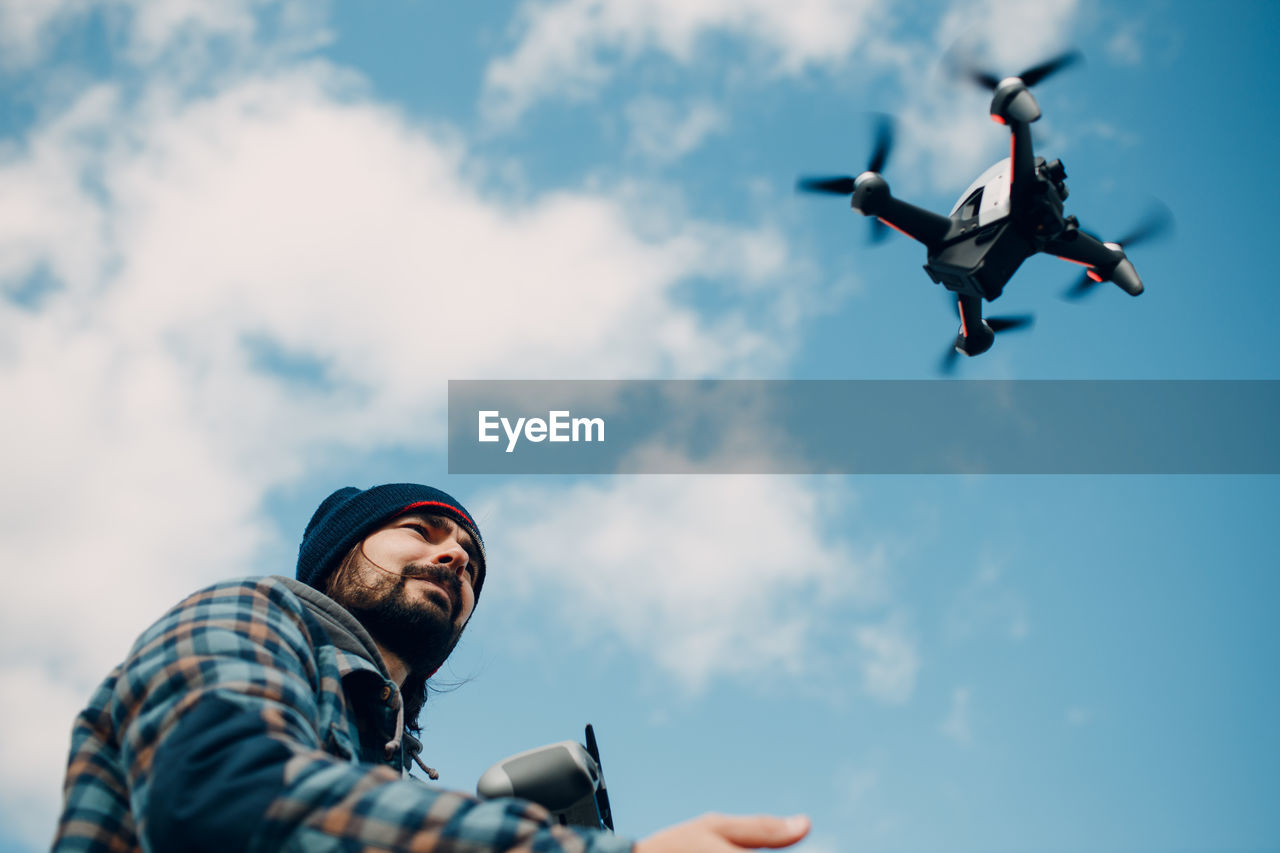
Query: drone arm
xmin=852 ymin=176 xmax=950 ymax=248
xmin=876 ymin=197 xmax=951 ymax=247
xmin=1045 ymin=232 xmax=1143 ymax=295
xmin=1045 ymin=232 xmax=1119 ymax=269
xmin=1007 ymin=120 xmax=1038 ymax=205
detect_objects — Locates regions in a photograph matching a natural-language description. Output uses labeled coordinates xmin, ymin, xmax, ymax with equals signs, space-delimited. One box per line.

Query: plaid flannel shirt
xmin=54 ymin=576 xmax=634 ymax=853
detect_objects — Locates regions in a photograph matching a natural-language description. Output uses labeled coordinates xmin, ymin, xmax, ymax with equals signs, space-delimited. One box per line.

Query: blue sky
xmin=1 ymin=1 xmax=1276 ymax=851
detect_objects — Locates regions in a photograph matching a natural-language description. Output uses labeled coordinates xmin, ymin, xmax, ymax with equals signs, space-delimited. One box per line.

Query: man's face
xmin=327 ymin=512 xmax=481 ymax=676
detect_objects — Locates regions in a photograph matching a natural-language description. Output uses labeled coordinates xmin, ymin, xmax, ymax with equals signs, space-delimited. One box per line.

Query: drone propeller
xmin=866 ymin=115 xmax=893 ymax=174
xmin=940 ymin=345 xmax=963 ymax=374
xmin=957 ymin=49 xmax=1082 ymax=92
xmin=986 ymin=315 xmax=1034 ymax=333
xmin=797 ymin=116 xmax=896 ymax=242
xmin=796 ymin=116 xmax=895 ymax=195
xmin=1063 ymin=203 xmax=1173 ymax=300
xmin=796 ymin=175 xmax=856 ymax=195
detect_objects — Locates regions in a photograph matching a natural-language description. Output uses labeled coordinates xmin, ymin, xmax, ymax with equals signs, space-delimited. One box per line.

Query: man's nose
xmin=434 ymin=542 xmax=470 ymax=576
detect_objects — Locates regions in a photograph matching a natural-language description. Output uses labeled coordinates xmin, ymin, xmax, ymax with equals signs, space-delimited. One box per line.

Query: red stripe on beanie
xmin=398 ymin=500 xmax=476 ymax=528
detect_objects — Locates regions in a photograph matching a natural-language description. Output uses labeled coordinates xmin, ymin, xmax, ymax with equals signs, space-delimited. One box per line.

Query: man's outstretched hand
xmin=635 ymin=813 xmax=811 ymax=852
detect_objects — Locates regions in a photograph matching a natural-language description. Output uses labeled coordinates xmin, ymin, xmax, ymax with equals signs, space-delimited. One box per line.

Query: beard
xmin=329 ymin=562 xmax=465 ymax=677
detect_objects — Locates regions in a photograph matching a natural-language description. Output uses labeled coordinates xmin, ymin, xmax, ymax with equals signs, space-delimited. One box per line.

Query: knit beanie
xmin=296 ymin=483 xmax=485 ymax=599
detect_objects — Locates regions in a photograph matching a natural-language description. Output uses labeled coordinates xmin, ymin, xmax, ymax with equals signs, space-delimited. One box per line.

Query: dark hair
xmin=324 ymin=546 xmax=454 ymax=734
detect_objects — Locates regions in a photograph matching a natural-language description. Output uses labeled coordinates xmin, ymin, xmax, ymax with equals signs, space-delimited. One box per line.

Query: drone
xmin=798 ymin=51 xmax=1169 ymax=369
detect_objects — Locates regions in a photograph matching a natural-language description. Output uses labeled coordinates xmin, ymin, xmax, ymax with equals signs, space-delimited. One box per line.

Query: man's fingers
xmin=701 ymin=813 xmax=811 ymax=848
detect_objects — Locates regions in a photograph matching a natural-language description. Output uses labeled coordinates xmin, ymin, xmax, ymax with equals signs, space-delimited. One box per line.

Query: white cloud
xmin=480 ymin=0 xmax=1087 ymax=196
xmin=940 ymin=685 xmax=973 ymax=744
xmin=1105 ymin=28 xmax=1143 ymax=66
xmin=0 ymin=0 xmax=90 ymax=69
xmin=481 ymin=0 xmax=888 ymax=125
xmin=481 ymin=476 xmax=888 ymax=691
xmin=854 ymin=617 xmax=919 ymax=703
xmin=0 ymin=0 xmax=330 ymax=71
xmin=0 ymin=665 xmax=96 ymax=845
xmin=934 ymin=0 xmax=1080 ymax=73
xmin=625 ymin=96 xmax=727 ymax=163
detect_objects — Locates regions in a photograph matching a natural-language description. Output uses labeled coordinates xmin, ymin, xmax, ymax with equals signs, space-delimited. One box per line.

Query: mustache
xmin=367 ymin=560 xmax=463 ymax=605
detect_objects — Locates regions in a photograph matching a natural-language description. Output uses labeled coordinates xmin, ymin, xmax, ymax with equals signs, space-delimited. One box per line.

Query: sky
xmin=1 ymin=1 xmax=1277 ymax=851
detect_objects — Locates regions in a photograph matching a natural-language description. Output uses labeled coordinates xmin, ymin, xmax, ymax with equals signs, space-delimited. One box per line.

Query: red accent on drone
xmin=1055 ymin=256 xmax=1092 ymax=267
xmin=958 ymin=298 xmax=968 ymax=337
xmin=1086 ymin=270 xmax=1104 ymax=282
xmin=991 ymin=114 xmax=1006 ymax=125
xmin=876 ymin=217 xmax=914 ymax=239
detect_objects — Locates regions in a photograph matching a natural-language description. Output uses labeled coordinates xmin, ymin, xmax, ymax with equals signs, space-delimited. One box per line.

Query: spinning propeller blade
xmin=967 ymin=68 xmax=1002 ymax=91
xmin=1115 ymin=202 xmax=1174 ymax=249
xmin=796 ymin=176 xmax=856 ymax=195
xmin=940 ymin=345 xmax=962 ymax=375
xmin=1064 ymin=273 xmax=1100 ymax=300
xmin=986 ymin=315 xmax=1034 ymax=333
xmin=796 ymin=115 xmax=895 ymax=196
xmin=796 ymin=115 xmax=897 ymax=243
xmin=867 ymin=115 xmax=894 ymax=174
xmin=954 ymin=48 xmax=1082 ymax=91
xmin=1017 ymin=51 xmax=1083 ymax=87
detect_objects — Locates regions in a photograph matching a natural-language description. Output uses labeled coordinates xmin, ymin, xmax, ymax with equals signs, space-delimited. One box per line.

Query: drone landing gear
xmin=955 ymin=294 xmax=995 ymax=357
xmin=941 ymin=294 xmax=1034 ymax=373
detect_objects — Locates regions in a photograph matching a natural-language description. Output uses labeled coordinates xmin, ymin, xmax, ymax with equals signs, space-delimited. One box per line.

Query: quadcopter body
xmin=800 ymin=53 xmax=1159 ymax=364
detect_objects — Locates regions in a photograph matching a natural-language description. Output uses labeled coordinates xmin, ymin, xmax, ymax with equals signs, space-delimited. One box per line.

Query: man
xmin=55 ymin=483 xmax=811 ymax=852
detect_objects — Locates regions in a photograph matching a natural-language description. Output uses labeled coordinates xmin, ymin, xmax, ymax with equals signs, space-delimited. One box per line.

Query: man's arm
xmin=107 ymin=578 xmax=630 ymax=853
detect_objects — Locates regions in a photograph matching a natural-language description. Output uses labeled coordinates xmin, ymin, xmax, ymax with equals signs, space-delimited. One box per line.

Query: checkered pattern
xmin=54 ymin=576 xmax=633 ymax=853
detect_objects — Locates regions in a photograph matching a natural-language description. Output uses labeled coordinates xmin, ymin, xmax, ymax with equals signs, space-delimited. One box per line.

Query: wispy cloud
xmin=480 ymin=0 xmax=1088 ymax=193
xmin=854 ymin=616 xmax=919 ymax=703
xmin=624 ymin=95 xmax=727 ymax=163
xmin=1105 ymin=28 xmax=1144 ymax=66
xmin=481 ymin=476 xmax=890 ymax=692
xmin=0 ymin=0 xmax=331 ymax=71
xmin=481 ymin=0 xmax=890 ymax=126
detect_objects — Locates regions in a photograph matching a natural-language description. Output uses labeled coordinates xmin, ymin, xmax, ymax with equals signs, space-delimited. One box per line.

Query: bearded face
xmin=325 ymin=513 xmax=479 ymax=677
